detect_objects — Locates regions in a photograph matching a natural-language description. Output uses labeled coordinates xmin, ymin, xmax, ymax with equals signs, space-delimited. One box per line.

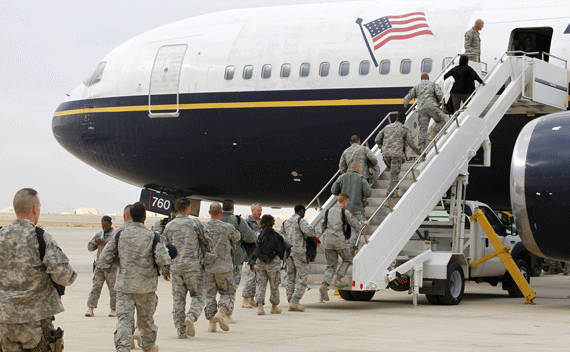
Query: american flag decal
xmin=364 ymin=12 xmax=434 ymax=50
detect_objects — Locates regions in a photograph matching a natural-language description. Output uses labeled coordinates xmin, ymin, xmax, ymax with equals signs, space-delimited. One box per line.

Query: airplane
xmin=51 ymin=0 xmax=570 ymax=219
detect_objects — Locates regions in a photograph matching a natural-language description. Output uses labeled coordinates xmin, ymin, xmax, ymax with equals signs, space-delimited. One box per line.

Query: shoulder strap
xmin=152 ymin=232 xmax=160 ymax=252
xmin=35 ymin=227 xmax=46 ymax=261
xmin=341 ymin=208 xmax=347 ymax=228
xmin=236 ymin=215 xmax=241 ymax=226
xmin=324 ymin=209 xmax=330 ymax=228
xmin=114 ymin=230 xmax=122 ymax=246
xmin=297 ymin=216 xmax=305 ymax=237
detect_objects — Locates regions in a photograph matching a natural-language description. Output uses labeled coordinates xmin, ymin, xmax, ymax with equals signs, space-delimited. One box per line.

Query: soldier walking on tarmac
xmin=242 ymin=203 xmax=262 ymax=308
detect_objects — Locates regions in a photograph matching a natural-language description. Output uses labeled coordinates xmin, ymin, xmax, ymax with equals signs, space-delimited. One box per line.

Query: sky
xmin=0 ymin=0 xmax=353 ymax=217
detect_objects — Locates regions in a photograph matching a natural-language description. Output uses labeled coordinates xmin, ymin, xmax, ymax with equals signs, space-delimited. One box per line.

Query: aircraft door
xmin=149 ymin=44 xmax=188 ymax=118
xmin=508 ymin=28 xmax=553 ymax=61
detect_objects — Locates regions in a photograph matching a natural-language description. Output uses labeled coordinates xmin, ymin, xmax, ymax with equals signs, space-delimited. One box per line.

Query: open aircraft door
xmin=148 ymin=44 xmax=187 ymax=118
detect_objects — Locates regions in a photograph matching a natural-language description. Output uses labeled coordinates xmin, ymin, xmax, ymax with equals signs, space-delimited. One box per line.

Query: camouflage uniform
xmin=98 ymin=222 xmax=170 ymax=352
xmin=242 ymin=215 xmax=260 ymax=299
xmin=220 ymin=211 xmax=256 ymax=315
xmin=163 ymin=214 xmax=213 ymax=336
xmin=280 ymin=214 xmax=316 ymax=303
xmin=87 ymin=227 xmax=118 ymax=310
xmin=464 ymin=27 xmax=481 ymax=62
xmin=404 ymin=80 xmax=446 ymax=148
xmin=339 ymin=143 xmax=379 ymax=182
xmin=203 ymin=219 xmax=240 ymax=319
xmin=0 ymin=219 xmax=77 ymax=351
xmin=375 ymin=121 xmax=422 ymax=196
xmin=331 ymin=169 xmax=372 ymax=248
xmin=321 ymin=204 xmax=364 ymax=285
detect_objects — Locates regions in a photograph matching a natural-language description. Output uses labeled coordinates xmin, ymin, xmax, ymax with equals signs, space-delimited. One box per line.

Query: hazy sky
xmin=0 ymin=0 xmax=352 ymax=217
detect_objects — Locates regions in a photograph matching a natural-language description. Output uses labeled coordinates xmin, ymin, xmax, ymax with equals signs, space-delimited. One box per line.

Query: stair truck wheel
xmin=350 ymin=291 xmax=376 ymax=301
xmin=439 ymin=262 xmax=465 ymax=305
xmin=507 ymin=259 xmax=530 ymax=298
xmin=425 ymin=294 xmax=442 ymax=305
xmin=338 ymin=290 xmax=354 ymax=301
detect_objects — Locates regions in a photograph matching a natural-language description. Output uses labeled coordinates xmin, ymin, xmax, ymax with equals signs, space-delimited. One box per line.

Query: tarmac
xmin=29 ymin=227 xmax=570 ymax=351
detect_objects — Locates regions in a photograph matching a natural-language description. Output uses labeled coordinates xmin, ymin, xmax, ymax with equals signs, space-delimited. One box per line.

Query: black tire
xmin=426 ymin=294 xmax=442 ymax=305
xmin=439 ymin=262 xmax=465 ymax=305
xmin=388 ymin=280 xmax=410 ymax=292
xmin=507 ymin=259 xmax=530 ymax=298
xmin=338 ymin=290 xmax=354 ymax=301
xmin=350 ymin=291 xmax=376 ymax=301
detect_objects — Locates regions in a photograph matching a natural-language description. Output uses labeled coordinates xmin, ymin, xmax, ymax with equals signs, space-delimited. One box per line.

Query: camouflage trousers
xmin=115 ymin=292 xmax=157 ymax=352
xmin=348 ymin=211 xmax=365 ymax=248
xmin=255 ymin=257 xmax=281 ymax=306
xmin=204 ymin=271 xmax=235 ymax=320
xmin=383 ymin=156 xmax=405 ymax=196
xmin=0 ymin=318 xmax=53 ymax=352
xmin=241 ymin=264 xmax=257 ymax=298
xmin=227 ymin=264 xmax=242 ymax=315
xmin=418 ymin=106 xmax=446 ymax=147
xmin=286 ymin=254 xmax=308 ymax=303
xmin=323 ymin=248 xmax=352 ymax=286
xmin=87 ymin=265 xmax=118 ymax=309
xmin=171 ymin=271 xmax=205 ymax=336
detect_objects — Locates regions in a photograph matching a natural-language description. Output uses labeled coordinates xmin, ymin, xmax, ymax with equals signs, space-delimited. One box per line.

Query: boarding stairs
xmin=305 ymin=52 xmax=569 ymax=298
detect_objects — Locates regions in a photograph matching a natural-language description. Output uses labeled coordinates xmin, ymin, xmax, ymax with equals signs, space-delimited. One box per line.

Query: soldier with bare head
xmin=242 ymin=202 xmax=262 ymax=308
xmin=0 ymin=188 xmax=76 ymax=351
xmin=339 ymin=135 xmax=379 ymax=184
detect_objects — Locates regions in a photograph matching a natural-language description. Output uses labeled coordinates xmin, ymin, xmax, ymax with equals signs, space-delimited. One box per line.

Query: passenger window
xmin=300 ymin=63 xmax=310 ymax=77
xmin=400 ymin=59 xmax=411 ymax=74
xmin=262 ymin=64 xmax=272 ymax=79
xmin=421 ymin=59 xmax=432 ymax=73
xmin=442 ymin=57 xmax=453 ymax=69
xmin=281 ymin=64 xmax=291 ymax=78
xmin=83 ymin=62 xmax=107 ymax=87
xmin=359 ymin=61 xmax=370 ymax=75
xmin=339 ymin=61 xmax=350 ymax=76
xmin=320 ymin=62 xmax=330 ymax=77
xmin=243 ymin=65 xmax=253 ymax=80
xmin=224 ymin=66 xmax=235 ymax=80
xmin=380 ymin=60 xmax=390 ymax=75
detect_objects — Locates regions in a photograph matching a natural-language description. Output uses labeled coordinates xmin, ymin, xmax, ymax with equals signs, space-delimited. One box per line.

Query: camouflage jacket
xmin=280 ymin=214 xmax=316 ymax=256
xmin=375 ymin=121 xmax=421 ymax=159
xmin=339 ymin=143 xmax=378 ymax=179
xmin=322 ymin=204 xmax=364 ymax=249
xmin=464 ymin=27 xmax=481 ymax=55
xmin=88 ymin=227 xmax=116 ymax=261
xmin=403 ymin=80 xmax=444 ymax=110
xmin=0 ymin=219 xmax=77 ymax=324
xmin=331 ymin=169 xmax=372 ymax=213
xmin=204 ymin=219 xmax=240 ymax=273
xmin=98 ymin=222 xmax=170 ymax=294
xmin=163 ymin=214 xmax=213 ymax=274
xmin=220 ymin=211 xmax=255 ymax=266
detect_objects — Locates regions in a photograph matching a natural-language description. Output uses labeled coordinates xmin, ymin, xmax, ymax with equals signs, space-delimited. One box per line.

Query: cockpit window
xmin=83 ymin=62 xmax=106 ymax=87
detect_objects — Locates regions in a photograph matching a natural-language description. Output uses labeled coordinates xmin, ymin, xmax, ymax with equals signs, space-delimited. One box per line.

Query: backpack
xmin=256 ymin=228 xmax=281 ymax=263
xmin=297 ymin=217 xmax=320 ymax=262
xmin=324 ymin=208 xmax=351 ymax=240
xmin=35 ymin=227 xmax=65 ymax=296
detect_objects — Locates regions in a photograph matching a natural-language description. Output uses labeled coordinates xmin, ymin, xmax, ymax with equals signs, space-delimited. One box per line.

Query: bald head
xmin=474 ymin=19 xmax=484 ymax=31
xmin=421 ymin=72 xmax=429 ymax=80
xmin=13 ymin=188 xmax=41 ymax=224
xmin=123 ymin=204 xmax=132 ymax=222
xmin=209 ymin=202 xmax=222 ymax=219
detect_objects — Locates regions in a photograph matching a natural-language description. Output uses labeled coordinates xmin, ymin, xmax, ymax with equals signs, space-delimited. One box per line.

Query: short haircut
xmin=123 ymin=204 xmax=132 ymax=213
xmin=350 ymin=160 xmax=361 ymax=170
xmin=294 ymin=204 xmax=306 ymax=214
xmin=222 ymin=200 xmax=234 ymax=212
xmin=175 ymin=198 xmax=191 ymax=212
xmin=13 ymin=188 xmax=39 ymax=217
xmin=459 ymin=55 xmax=469 ymax=65
xmin=130 ymin=202 xmax=147 ymax=223
xmin=101 ymin=215 xmax=112 ymax=223
xmin=260 ymin=214 xmax=275 ymax=228
xmin=251 ymin=202 xmax=261 ymax=210
xmin=209 ymin=202 xmax=222 ymax=216
xmin=338 ymin=193 xmax=350 ymax=202
xmin=421 ymin=72 xmax=429 ymax=80
xmin=475 ymin=18 xmax=484 ymax=25
xmin=396 ymin=112 xmax=406 ymax=124
xmin=350 ymin=135 xmax=360 ymax=143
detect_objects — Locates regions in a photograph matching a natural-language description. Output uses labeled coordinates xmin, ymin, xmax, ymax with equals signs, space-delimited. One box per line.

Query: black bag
xmin=256 ymin=228 xmax=280 ymax=263
xmin=324 ymin=208 xmax=351 ymax=240
xmin=297 ymin=217 xmax=320 ymax=262
xmin=35 ymin=227 xmax=66 ymax=296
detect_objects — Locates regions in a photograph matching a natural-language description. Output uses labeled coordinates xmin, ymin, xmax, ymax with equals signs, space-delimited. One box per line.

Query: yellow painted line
xmin=53 ymin=98 xmax=405 ymax=117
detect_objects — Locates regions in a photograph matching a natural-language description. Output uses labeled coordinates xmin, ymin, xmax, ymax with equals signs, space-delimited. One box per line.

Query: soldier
xmin=464 ymin=19 xmax=484 ymax=62
xmin=0 ymin=188 xmax=76 ymax=351
xmin=220 ymin=200 xmax=256 ymax=323
xmin=339 ymin=135 xmax=379 ymax=184
xmin=331 ymin=161 xmax=372 ymax=256
xmin=375 ymin=112 xmax=422 ymax=198
xmin=163 ymin=198 xmax=213 ymax=339
xmin=319 ymin=193 xmax=369 ymax=301
xmin=116 ymin=204 xmax=133 ymax=232
xmin=86 ymin=215 xmax=118 ymax=318
xmin=444 ymin=55 xmax=485 ymax=112
xmin=250 ymin=215 xmax=287 ymax=315
xmin=242 ymin=203 xmax=262 ymax=308
xmin=203 ymin=203 xmax=240 ymax=332
xmin=280 ymin=205 xmax=316 ymax=312
xmin=98 ymin=202 xmax=170 ymax=352
xmin=403 ymin=73 xmax=447 ymax=150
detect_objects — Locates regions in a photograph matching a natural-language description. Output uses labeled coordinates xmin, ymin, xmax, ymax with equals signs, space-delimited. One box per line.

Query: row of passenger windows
xmin=224 ymin=58 xmax=444 ymax=80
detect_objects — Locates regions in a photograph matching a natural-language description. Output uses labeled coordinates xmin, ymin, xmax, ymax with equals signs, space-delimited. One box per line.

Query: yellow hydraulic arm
xmin=468 ymin=209 xmax=536 ymax=304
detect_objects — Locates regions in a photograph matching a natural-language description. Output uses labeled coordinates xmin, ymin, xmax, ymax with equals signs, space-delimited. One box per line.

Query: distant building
xmin=73 ymin=208 xmax=102 ymax=215
xmin=0 ymin=206 xmax=14 ymax=213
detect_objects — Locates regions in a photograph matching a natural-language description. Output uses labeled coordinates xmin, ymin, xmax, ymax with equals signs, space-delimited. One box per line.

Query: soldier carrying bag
xmin=297 ymin=217 xmax=320 ymax=263
xmin=35 ymin=227 xmax=65 ymax=296
xmin=323 ymin=208 xmax=351 ymax=240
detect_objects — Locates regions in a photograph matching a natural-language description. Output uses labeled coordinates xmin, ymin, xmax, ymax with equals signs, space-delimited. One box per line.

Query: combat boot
xmin=184 ymin=318 xmax=195 ymax=337
xmin=270 ymin=304 xmax=282 ymax=314
xmin=257 ymin=304 xmax=265 ymax=315
xmin=289 ymin=301 xmax=305 ymax=312
xmin=319 ymin=283 xmax=330 ymax=301
xmin=85 ymin=307 xmax=94 ymax=317
xmin=334 ymin=278 xmax=348 ymax=287
xmin=421 ymin=145 xmax=425 ymax=153
xmin=242 ymin=297 xmax=252 ymax=308
xmin=249 ymin=296 xmax=256 ymax=307
xmin=133 ymin=329 xmax=142 ymax=348
xmin=108 ymin=309 xmax=116 ymax=317
xmin=208 ymin=318 xmax=217 ymax=332
xmin=215 ymin=307 xmax=230 ymax=331
xmin=142 ymin=345 xmax=158 ymax=352
xmin=428 ymin=130 xmax=438 ymax=141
